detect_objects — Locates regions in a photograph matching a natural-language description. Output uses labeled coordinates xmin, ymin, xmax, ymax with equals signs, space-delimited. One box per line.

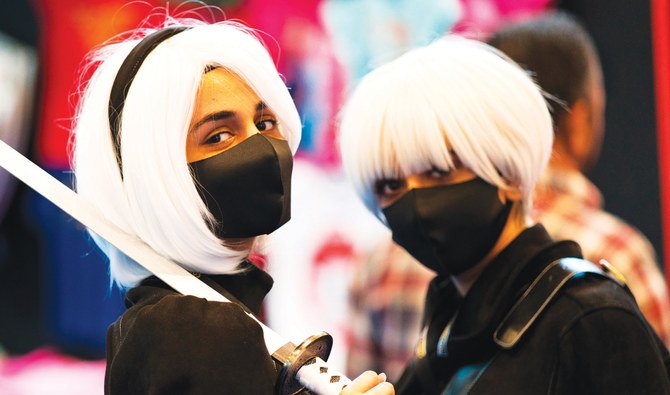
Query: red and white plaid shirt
xmin=533 ymin=168 xmax=670 ymax=344
xmin=346 ymin=167 xmax=670 ymax=382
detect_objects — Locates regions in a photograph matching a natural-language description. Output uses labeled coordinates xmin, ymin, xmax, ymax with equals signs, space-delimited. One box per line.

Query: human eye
xmin=426 ymin=166 xmax=451 ymax=179
xmin=204 ymin=131 xmax=233 ymax=145
xmin=374 ymin=178 xmax=405 ymax=198
xmin=255 ymin=118 xmax=278 ymax=132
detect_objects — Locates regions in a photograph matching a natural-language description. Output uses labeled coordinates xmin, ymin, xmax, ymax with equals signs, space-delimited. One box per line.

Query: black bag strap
xmin=493 ymin=257 xmax=626 ymax=348
xmin=413 ymin=257 xmax=629 ymax=393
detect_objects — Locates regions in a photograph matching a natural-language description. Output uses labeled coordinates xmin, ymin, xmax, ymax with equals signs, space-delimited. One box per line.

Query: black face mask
xmin=189 ymin=134 xmax=292 ymax=238
xmin=382 ymin=178 xmax=512 ymax=276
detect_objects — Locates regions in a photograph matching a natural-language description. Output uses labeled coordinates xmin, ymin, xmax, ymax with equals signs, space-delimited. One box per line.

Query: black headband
xmin=108 ymin=26 xmax=191 ymax=177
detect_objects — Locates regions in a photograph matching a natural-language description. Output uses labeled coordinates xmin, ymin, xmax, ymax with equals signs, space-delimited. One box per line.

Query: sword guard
xmin=275 ymin=332 xmax=333 ymax=394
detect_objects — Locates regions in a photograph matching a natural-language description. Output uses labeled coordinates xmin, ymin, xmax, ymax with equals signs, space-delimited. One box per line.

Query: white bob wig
xmin=72 ymin=19 xmax=301 ymax=288
xmin=339 ymin=36 xmax=553 ymax=220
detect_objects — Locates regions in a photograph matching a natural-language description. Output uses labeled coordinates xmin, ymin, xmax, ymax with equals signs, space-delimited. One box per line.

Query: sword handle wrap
xmin=276 ymin=332 xmax=352 ymax=394
xmin=296 ymin=357 xmax=352 ymax=395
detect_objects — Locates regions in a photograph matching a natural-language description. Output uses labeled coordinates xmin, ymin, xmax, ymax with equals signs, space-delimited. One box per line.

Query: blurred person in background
xmin=339 ymin=35 xmax=670 ymax=394
xmin=346 ymin=12 xmax=670 ymax=383
xmin=490 ymin=11 xmax=670 ymax=342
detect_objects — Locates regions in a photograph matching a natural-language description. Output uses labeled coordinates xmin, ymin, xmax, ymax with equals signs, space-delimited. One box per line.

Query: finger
xmin=344 ymin=371 xmax=382 ymax=393
xmin=365 ymin=381 xmax=395 ymax=395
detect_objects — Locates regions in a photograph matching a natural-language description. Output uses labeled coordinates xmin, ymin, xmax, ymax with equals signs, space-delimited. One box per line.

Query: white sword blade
xmin=0 ymin=138 xmax=353 ymax=394
xmin=0 ymin=138 xmax=285 ymax=352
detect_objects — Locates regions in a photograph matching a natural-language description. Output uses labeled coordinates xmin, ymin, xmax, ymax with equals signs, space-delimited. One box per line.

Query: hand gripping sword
xmin=0 ymin=139 xmax=351 ymax=395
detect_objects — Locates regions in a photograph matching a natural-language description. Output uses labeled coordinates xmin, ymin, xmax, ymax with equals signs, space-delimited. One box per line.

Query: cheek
xmin=376 ymin=188 xmax=407 ymax=209
xmin=268 ymin=125 xmax=287 ymax=143
xmin=450 ymin=171 xmax=477 ymax=184
xmin=267 ymin=130 xmax=284 ymax=143
xmin=377 ymin=196 xmax=397 ymax=209
xmin=185 ymin=134 xmax=201 ymax=163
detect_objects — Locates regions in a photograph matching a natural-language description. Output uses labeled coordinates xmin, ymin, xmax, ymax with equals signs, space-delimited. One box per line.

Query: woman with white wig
xmin=73 ymin=19 xmax=393 ymax=394
xmin=339 ymin=37 xmax=670 ymax=394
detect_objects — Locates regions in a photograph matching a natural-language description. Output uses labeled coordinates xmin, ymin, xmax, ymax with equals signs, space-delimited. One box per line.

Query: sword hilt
xmin=273 ymin=332 xmax=352 ymax=395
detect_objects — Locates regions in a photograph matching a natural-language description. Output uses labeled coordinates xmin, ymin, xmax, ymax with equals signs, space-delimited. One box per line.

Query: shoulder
xmin=107 ymin=293 xmax=277 ymax=393
xmin=130 ymin=293 xmax=263 ymax=340
xmin=547 ymin=278 xmax=670 ymax=392
xmin=551 ymin=276 xmax=662 ymax=358
xmin=523 ymin=274 xmax=655 ymax=347
xmin=555 ymin=275 xmax=643 ymax=324
xmin=113 ymin=292 xmax=267 ymax=354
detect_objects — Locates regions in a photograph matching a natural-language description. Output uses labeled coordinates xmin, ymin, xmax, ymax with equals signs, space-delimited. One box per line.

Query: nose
xmin=241 ymin=122 xmax=260 ymax=141
xmin=406 ymin=175 xmax=431 ymax=190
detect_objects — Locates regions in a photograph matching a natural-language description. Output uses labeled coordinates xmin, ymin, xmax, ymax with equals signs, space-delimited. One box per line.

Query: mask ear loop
xmin=107 ymin=26 xmax=192 ymax=179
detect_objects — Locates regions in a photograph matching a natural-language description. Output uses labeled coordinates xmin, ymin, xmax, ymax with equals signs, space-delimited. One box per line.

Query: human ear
xmin=498 ymin=186 xmax=523 ymax=204
xmin=564 ymin=98 xmax=594 ymax=170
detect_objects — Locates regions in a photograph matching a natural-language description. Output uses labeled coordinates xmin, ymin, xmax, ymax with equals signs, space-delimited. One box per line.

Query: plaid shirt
xmin=346 ymin=167 xmax=670 ymax=382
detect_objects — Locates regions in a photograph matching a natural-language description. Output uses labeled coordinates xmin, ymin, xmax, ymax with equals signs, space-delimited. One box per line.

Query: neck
xmin=451 ymin=202 xmax=527 ymax=296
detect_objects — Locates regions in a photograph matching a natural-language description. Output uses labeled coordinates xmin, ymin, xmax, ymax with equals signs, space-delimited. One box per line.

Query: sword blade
xmin=0 ymin=138 xmax=352 ymax=394
xmin=0 ymin=138 xmax=285 ymax=351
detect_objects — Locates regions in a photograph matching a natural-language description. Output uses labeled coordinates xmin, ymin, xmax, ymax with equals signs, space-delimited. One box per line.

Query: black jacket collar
xmin=424 ymin=224 xmax=582 ymax=362
xmin=125 ymin=260 xmax=273 ymax=316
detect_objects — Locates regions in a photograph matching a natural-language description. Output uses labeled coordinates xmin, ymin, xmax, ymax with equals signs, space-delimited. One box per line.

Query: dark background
xmin=561 ymin=0 xmax=664 ymax=265
xmin=0 ymin=0 xmax=42 ymax=354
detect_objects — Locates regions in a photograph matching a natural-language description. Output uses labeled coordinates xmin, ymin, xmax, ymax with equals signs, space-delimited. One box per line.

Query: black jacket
xmin=105 ymin=261 xmax=279 ymax=394
xmin=397 ymin=225 xmax=670 ymax=394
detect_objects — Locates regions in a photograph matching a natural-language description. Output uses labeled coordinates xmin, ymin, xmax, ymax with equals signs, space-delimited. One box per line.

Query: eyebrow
xmin=191 ymin=101 xmax=269 ymax=131
xmin=191 ymin=111 xmax=235 ymax=130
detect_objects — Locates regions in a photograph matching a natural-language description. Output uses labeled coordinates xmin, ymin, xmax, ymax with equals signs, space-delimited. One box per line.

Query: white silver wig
xmin=339 ymin=36 xmax=553 ymax=220
xmin=72 ymin=19 xmax=301 ymax=288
